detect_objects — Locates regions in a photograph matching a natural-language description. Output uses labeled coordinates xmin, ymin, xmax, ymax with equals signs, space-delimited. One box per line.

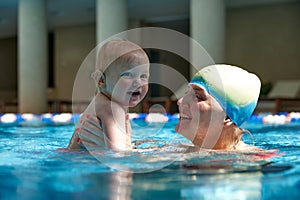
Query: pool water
xmin=0 ymin=119 xmax=299 ymax=200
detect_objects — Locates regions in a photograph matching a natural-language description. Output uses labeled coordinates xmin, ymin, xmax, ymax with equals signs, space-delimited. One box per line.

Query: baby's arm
xmin=125 ymin=114 xmax=132 ymax=147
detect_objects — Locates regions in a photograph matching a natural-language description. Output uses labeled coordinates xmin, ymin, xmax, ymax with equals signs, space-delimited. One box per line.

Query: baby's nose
xmin=132 ymin=77 xmax=141 ymax=86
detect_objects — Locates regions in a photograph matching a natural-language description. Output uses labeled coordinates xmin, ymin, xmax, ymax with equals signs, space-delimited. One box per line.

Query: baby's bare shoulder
xmin=95 ymin=93 xmax=125 ymax=117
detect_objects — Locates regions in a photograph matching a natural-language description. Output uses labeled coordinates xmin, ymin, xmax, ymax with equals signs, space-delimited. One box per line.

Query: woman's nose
xmin=177 ymin=98 xmax=183 ymax=106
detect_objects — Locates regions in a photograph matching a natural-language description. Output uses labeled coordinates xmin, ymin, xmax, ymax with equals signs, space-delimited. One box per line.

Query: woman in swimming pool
xmin=71 ymin=64 xmax=263 ymax=152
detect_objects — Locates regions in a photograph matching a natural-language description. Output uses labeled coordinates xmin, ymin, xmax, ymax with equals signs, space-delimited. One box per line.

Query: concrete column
xmin=96 ymin=0 xmax=128 ymax=44
xmin=18 ymin=0 xmax=48 ymax=113
xmin=190 ymin=0 xmax=225 ymax=76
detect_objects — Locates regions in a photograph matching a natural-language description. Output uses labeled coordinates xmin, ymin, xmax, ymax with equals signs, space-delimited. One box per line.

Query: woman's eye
xmin=192 ymin=89 xmax=207 ymax=101
xmin=196 ymin=93 xmax=206 ymax=101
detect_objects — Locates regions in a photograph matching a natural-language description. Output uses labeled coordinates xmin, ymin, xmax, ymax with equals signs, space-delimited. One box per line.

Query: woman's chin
xmin=175 ymin=123 xmax=180 ymax=133
xmin=175 ymin=119 xmax=183 ymax=133
xmin=175 ymin=122 xmax=187 ymax=137
xmin=175 ymin=119 xmax=189 ymax=133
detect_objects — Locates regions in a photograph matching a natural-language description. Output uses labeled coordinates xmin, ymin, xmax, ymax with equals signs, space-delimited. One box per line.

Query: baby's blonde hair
xmin=92 ymin=39 xmax=149 ymax=85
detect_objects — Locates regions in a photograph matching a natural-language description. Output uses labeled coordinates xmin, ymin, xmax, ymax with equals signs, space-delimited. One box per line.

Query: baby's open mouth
xmin=129 ymin=90 xmax=141 ymax=97
xmin=132 ymin=91 xmax=141 ymax=96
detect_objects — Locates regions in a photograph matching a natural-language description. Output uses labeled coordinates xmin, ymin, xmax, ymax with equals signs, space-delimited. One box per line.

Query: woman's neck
xmin=212 ymin=126 xmax=241 ymax=150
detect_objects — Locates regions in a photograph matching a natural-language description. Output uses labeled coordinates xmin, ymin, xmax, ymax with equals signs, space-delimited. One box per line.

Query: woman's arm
xmin=67 ymin=114 xmax=105 ymax=150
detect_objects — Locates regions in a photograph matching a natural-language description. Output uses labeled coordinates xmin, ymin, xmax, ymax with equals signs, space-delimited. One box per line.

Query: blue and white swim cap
xmin=190 ymin=64 xmax=261 ymax=126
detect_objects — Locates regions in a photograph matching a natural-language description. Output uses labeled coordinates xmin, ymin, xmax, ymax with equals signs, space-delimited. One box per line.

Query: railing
xmin=0 ymin=100 xmax=90 ymax=113
xmin=48 ymin=100 xmax=90 ymax=113
xmin=255 ymin=98 xmax=300 ymax=113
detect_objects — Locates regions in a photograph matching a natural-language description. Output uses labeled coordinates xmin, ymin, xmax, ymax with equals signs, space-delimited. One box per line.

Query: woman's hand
xmin=68 ymin=114 xmax=105 ymax=150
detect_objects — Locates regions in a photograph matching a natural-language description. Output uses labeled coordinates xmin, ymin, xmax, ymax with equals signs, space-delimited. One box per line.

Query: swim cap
xmin=190 ymin=64 xmax=261 ymax=126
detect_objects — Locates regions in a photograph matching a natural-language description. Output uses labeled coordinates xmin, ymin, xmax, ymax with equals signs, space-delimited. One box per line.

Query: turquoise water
xmin=0 ymin=119 xmax=299 ymax=200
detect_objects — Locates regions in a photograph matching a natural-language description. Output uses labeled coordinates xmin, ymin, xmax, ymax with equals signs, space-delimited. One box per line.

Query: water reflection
xmin=74 ymin=148 xmax=269 ymax=199
xmin=84 ymin=165 xmax=263 ymax=200
xmin=2 ymin=144 xmax=287 ymax=199
xmin=83 ymin=171 xmax=133 ymax=199
xmin=179 ymin=172 xmax=262 ymax=199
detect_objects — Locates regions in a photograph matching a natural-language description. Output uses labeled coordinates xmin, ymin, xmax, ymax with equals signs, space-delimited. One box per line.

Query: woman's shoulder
xmin=234 ymin=141 xmax=265 ymax=151
xmin=235 ymin=142 xmax=280 ymax=157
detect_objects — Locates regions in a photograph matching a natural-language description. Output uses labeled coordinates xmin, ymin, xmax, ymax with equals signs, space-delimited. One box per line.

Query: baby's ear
xmin=91 ymin=70 xmax=105 ymax=88
xmin=98 ymin=76 xmax=105 ymax=88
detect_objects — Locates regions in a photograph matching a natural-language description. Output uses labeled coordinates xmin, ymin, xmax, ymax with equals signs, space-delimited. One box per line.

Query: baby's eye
xmin=140 ymin=74 xmax=148 ymax=80
xmin=120 ymin=72 xmax=133 ymax=78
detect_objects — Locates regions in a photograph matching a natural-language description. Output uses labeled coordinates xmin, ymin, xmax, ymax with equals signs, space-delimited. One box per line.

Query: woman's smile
xmin=180 ymin=114 xmax=192 ymax=120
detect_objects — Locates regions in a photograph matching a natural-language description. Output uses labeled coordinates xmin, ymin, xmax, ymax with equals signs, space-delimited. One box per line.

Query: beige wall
xmin=52 ymin=24 xmax=96 ymax=101
xmin=225 ymin=2 xmax=300 ymax=84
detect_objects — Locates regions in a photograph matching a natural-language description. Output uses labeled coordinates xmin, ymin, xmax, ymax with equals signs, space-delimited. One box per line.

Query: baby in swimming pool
xmin=68 ymin=39 xmax=150 ymax=151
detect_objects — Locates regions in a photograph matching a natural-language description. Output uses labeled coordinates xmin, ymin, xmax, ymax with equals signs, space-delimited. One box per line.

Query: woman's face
xmin=175 ymin=84 xmax=226 ymax=147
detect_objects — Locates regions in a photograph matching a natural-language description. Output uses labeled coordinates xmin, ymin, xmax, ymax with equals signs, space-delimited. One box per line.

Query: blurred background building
xmin=0 ymin=0 xmax=299 ymax=113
